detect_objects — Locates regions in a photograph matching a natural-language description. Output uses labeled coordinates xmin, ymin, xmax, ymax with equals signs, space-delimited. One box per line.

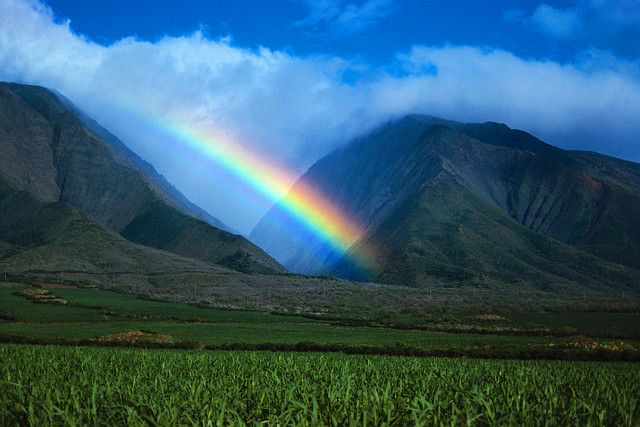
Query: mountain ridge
xmin=252 ymin=114 xmax=640 ymax=291
xmin=0 ymin=82 xmax=285 ymax=274
xmin=53 ymin=89 xmax=237 ymax=234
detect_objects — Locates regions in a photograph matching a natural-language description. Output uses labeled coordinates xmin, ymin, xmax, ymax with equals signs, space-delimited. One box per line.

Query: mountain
xmin=0 ymin=171 xmax=228 ymax=279
xmin=0 ymin=168 xmax=394 ymax=314
xmin=252 ymin=115 xmax=640 ymax=292
xmin=0 ymin=82 xmax=284 ymax=274
xmin=54 ymin=90 xmax=235 ymax=234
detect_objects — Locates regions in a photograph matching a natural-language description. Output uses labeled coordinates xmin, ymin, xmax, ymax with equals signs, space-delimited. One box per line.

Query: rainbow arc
xmin=145 ymin=118 xmax=374 ymax=269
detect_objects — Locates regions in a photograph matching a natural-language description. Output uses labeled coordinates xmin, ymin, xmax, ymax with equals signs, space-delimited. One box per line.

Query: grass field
xmin=2 ymin=281 xmax=640 ymax=424
xmin=1 ymin=282 xmax=639 ymax=360
xmin=1 ymin=344 xmax=639 ymax=425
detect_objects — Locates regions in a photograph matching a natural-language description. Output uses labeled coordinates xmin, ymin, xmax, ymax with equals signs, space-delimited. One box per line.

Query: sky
xmin=0 ymin=0 xmax=639 ymax=233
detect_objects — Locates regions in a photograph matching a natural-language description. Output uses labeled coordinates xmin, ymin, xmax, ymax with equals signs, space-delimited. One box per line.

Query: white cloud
xmin=531 ymin=4 xmax=583 ymax=38
xmin=294 ymin=0 xmax=394 ymax=35
xmin=372 ymin=46 xmax=640 ymax=156
xmin=519 ymin=1 xmax=640 ymax=56
xmin=0 ymin=0 xmax=639 ymax=233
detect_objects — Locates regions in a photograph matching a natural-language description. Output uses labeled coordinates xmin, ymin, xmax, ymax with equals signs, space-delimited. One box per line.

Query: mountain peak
xmin=253 ymin=114 xmax=640 ymax=294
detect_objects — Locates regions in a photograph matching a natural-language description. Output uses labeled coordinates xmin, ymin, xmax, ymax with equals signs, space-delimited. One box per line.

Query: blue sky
xmin=0 ymin=0 xmax=639 ymax=232
xmin=44 ymin=0 xmax=640 ymax=64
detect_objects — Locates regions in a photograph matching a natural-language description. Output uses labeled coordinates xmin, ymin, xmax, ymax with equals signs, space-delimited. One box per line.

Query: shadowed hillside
xmin=0 ymin=82 xmax=284 ymax=274
xmin=253 ymin=115 xmax=640 ymax=292
xmin=0 ymin=172 xmax=230 ymax=284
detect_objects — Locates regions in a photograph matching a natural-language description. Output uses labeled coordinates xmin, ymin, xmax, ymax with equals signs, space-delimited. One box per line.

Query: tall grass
xmin=1 ymin=344 xmax=639 ymax=425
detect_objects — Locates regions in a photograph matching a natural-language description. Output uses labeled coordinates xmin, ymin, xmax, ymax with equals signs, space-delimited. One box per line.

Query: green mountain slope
xmin=121 ymin=201 xmax=286 ymax=274
xmin=0 ymin=172 xmax=229 ymax=283
xmin=0 ymin=82 xmax=284 ymax=274
xmin=253 ymin=115 xmax=640 ymax=293
xmin=334 ymin=173 xmax=637 ymax=296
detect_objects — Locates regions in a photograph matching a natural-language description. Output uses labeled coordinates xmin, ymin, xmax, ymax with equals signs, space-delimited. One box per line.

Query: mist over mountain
xmin=0 ymin=82 xmax=284 ymax=275
xmin=2 ymin=80 xmax=638 ymax=301
xmin=252 ymin=115 xmax=640 ymax=292
xmin=2 ymin=0 xmax=640 ymax=235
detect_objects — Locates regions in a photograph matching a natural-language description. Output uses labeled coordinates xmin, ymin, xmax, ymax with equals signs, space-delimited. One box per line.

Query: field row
xmin=1 ymin=344 xmax=639 ymax=425
xmin=3 ymin=282 xmax=640 ymax=338
xmin=1 ymin=282 xmax=639 ymax=360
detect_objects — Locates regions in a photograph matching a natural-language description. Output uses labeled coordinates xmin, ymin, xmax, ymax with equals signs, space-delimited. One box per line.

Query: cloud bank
xmin=0 ymin=0 xmax=639 ymax=232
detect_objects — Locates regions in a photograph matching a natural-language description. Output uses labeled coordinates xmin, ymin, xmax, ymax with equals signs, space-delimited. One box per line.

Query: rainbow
xmin=137 ymin=113 xmax=374 ymax=269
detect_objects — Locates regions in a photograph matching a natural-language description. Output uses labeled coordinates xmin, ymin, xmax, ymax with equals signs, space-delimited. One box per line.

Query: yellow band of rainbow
xmin=143 ymin=116 xmax=374 ymax=270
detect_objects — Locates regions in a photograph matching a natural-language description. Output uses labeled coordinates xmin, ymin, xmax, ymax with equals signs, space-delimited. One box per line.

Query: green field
xmin=1 ymin=344 xmax=639 ymax=425
xmin=2 ymin=282 xmax=640 ymax=424
xmin=1 ymin=282 xmax=639 ymax=359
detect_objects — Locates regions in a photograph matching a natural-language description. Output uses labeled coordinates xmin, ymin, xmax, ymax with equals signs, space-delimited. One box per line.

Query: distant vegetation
xmin=1 ymin=282 xmax=640 ymax=360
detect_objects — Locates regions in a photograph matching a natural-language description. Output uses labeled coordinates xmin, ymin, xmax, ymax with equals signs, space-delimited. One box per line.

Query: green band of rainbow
xmin=140 ymin=116 xmax=373 ymax=269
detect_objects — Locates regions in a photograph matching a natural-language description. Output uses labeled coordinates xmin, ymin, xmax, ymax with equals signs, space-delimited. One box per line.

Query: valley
xmin=2 ymin=0 xmax=640 ymax=423
xmin=1 ymin=81 xmax=639 ymax=425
